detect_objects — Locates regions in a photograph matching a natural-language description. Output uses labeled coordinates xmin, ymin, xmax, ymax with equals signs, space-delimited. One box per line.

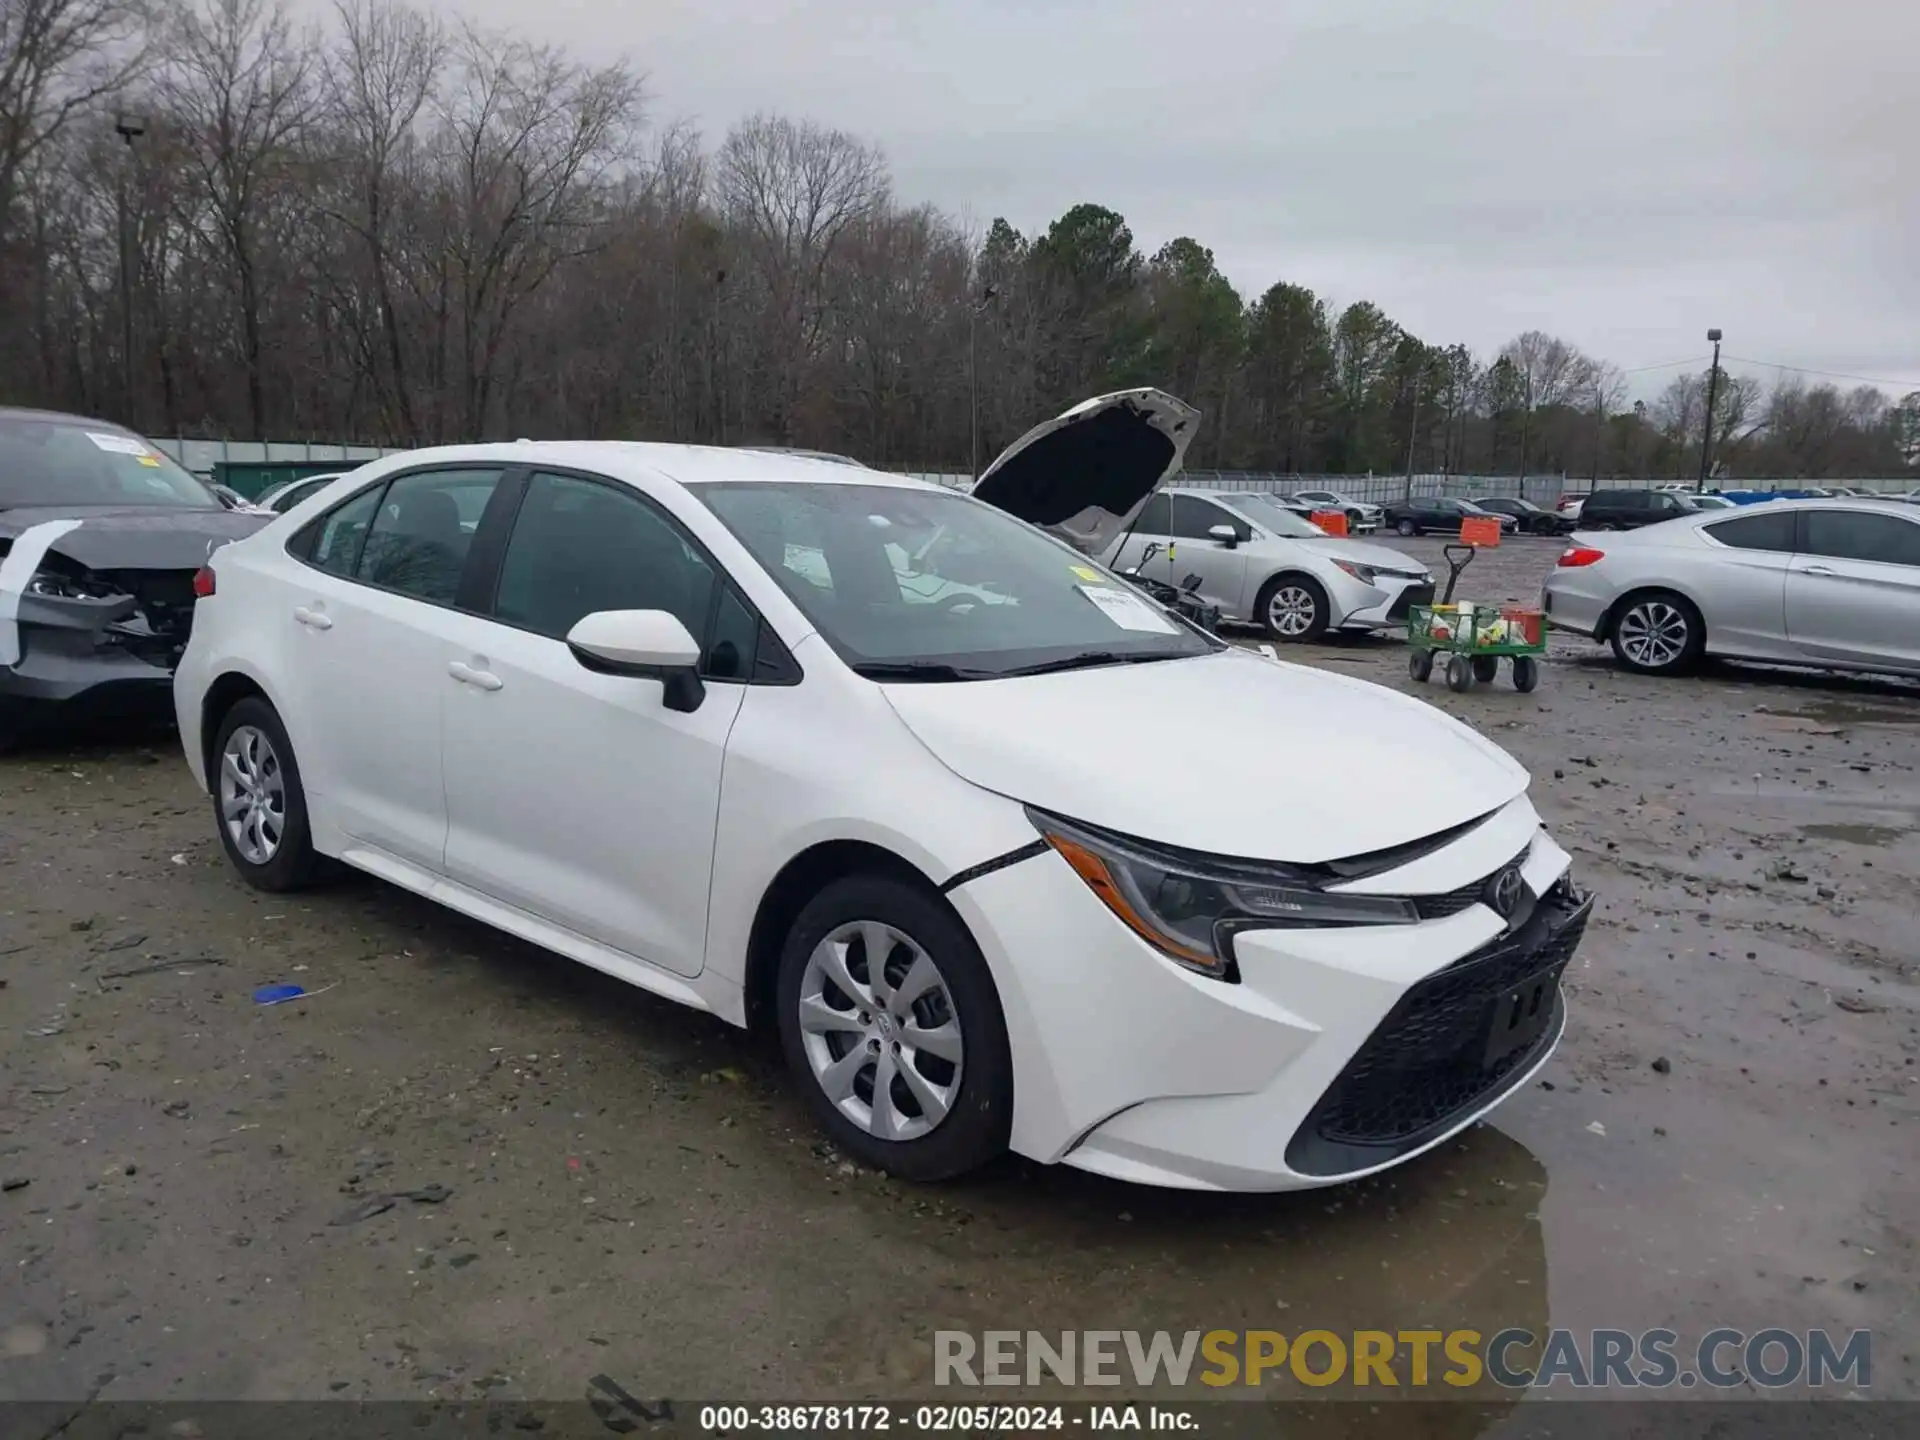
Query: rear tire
xmin=1471 ymin=655 xmax=1500 ymax=683
xmin=776 ymin=874 xmax=1013 ymax=1182
xmin=1608 ymin=591 xmax=1705 ymax=676
xmin=1257 ymin=574 xmax=1330 ymax=644
xmin=1409 ymin=649 xmax=1433 ymax=682
xmin=209 ymin=696 xmax=323 ymax=891
xmin=1395 ymin=518 xmax=1417 ymax=537
xmin=1446 ymin=655 xmax=1474 ymax=692
xmin=1513 ymin=656 xmax=1540 ymax=692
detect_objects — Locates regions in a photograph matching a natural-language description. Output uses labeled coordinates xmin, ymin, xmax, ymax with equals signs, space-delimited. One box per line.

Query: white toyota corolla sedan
xmin=174 ymin=390 xmax=1589 ymax=1191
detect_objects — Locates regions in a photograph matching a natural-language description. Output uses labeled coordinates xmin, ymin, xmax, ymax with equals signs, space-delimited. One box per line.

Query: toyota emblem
xmin=1487 ymin=866 xmax=1525 ymax=918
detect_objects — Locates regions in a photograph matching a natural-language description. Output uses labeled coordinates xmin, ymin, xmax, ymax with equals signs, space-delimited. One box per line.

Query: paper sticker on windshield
xmin=136 ymin=455 xmax=161 ymax=466
xmin=87 ymin=432 xmax=153 ymax=457
xmin=1069 ymin=565 xmax=1102 ymax=582
xmin=1075 ymin=583 xmax=1178 ymax=633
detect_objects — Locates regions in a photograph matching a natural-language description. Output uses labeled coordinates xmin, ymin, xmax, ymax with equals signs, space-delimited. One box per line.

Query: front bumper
xmin=0 ymin=610 xmax=183 ymax=733
xmin=1333 ymin=576 xmax=1435 ymax=630
xmin=945 ymin=795 xmax=1578 ymax=1191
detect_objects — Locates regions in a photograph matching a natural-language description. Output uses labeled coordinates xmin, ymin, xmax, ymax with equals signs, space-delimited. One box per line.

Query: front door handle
xmin=447 ymin=660 xmax=504 ymax=691
xmin=1803 ymin=565 xmax=1837 ymax=576
xmin=293 ymin=606 xmax=333 ymax=630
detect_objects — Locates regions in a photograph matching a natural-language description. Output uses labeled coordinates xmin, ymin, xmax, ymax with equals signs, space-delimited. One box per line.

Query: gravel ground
xmin=2 ymin=533 xmax=1915 ymax=1421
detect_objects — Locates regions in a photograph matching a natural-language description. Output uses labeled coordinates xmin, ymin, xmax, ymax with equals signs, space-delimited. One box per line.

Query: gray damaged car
xmin=0 ymin=408 xmax=272 ymax=747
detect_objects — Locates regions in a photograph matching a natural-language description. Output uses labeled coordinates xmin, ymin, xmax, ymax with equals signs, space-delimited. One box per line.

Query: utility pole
xmin=115 ymin=115 xmax=146 ymax=425
xmin=968 ymin=284 xmax=997 ymax=480
xmin=1698 ymin=328 xmax=1722 ymax=492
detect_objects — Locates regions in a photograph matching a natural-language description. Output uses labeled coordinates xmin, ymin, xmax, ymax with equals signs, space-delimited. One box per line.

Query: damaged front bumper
xmin=1 ymin=577 xmax=195 ymax=730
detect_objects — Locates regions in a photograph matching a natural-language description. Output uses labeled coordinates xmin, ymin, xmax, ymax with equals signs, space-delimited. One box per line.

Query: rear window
xmin=0 ymin=414 xmax=216 ymax=510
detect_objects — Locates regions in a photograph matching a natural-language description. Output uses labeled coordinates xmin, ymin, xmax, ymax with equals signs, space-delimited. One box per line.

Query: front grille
xmin=1411 ymin=846 xmax=1530 ymax=919
xmin=1286 ymin=883 xmax=1591 ymax=1178
xmin=1387 ymin=584 xmax=1435 ymax=621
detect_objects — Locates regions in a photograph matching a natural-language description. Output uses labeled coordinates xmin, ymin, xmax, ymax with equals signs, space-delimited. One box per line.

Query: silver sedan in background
xmin=1543 ymin=499 xmax=1920 ymax=678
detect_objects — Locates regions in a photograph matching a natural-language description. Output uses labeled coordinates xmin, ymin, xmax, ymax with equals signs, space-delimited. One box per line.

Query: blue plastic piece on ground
xmin=253 ymin=983 xmax=306 ymax=1005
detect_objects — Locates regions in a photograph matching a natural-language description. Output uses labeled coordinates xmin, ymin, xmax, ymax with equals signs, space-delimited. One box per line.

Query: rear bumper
xmin=1539 ymin=575 xmax=1610 ymax=639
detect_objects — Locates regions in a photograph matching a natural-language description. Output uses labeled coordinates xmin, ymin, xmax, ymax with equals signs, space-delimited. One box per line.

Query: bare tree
xmin=0 ymin=0 xmax=148 ymax=247
xmin=715 ymin=112 xmax=886 ymax=441
xmin=160 ymin=0 xmax=316 ymax=437
xmin=1584 ymin=359 xmax=1626 ymax=481
xmin=1497 ymin=330 xmax=1593 ymax=478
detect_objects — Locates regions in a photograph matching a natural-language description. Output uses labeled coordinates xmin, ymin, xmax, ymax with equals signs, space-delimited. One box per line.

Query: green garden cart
xmin=1406 ymin=544 xmax=1548 ymax=693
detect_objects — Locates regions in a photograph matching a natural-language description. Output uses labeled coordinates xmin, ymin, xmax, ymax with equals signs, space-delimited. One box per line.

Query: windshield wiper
xmin=849 ymin=660 xmax=998 ymax=682
xmin=999 ymin=650 xmax=1184 ymax=678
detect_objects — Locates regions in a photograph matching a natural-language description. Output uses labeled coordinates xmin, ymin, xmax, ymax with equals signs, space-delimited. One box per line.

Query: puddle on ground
xmin=1762 ymin=697 xmax=1920 ymax=728
xmin=1800 ymin=822 xmax=1912 ymax=847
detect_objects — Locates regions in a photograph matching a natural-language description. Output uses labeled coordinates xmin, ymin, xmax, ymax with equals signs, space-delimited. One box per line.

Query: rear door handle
xmin=293 ymin=606 xmax=333 ymax=630
xmin=447 ymin=660 xmax=503 ymax=691
xmin=1803 ymin=565 xmax=1836 ymax=576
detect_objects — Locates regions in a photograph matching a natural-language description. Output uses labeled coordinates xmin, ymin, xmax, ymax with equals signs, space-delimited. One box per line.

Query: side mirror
xmin=565 ymin=609 xmax=706 ymax=713
xmin=1207 ymin=524 xmax=1239 ymax=548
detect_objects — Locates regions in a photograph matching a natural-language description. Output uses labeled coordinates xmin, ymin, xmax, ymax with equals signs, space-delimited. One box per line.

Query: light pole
xmin=968 ymin=284 xmax=997 ymax=480
xmin=115 ymin=114 xmax=146 ymax=425
xmin=1698 ymin=327 xmax=1722 ymax=492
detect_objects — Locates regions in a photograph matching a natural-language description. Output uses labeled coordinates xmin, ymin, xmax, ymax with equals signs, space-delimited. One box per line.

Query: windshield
xmin=0 ymin=414 xmax=217 ymax=510
xmin=1215 ymin=493 xmax=1332 ymax=539
xmin=695 ymin=481 xmax=1218 ymax=679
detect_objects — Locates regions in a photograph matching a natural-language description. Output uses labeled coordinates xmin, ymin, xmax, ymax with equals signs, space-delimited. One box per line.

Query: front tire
xmin=1395 ymin=518 xmax=1417 ymax=537
xmin=209 ymin=697 xmax=322 ymax=891
xmin=1609 ymin=592 xmax=1705 ymax=675
xmin=1257 ymin=574 xmax=1330 ymax=643
xmin=776 ymin=874 xmax=1013 ymax=1181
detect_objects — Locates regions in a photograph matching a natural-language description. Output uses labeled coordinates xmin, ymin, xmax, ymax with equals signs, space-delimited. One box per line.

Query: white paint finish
xmin=174 ymin=436 xmax=1577 ymax=1192
xmin=565 ymin=608 xmax=703 ymax=669
xmin=437 ymin=607 xmax=746 ymax=979
xmin=880 ymin=645 xmax=1527 ymax=863
xmin=0 ymin=519 xmax=84 ymax=667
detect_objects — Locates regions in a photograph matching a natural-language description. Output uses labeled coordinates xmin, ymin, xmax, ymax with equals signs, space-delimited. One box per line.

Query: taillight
xmin=1557 ymin=546 xmax=1605 ymax=568
xmin=192 ymin=566 xmax=216 ymax=598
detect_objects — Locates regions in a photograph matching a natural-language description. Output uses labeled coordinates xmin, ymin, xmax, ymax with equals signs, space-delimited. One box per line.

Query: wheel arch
xmin=1594 ymin=583 xmax=1707 ymax=646
xmin=741 ymin=838 xmax=960 ymax=1037
xmin=199 ymin=668 xmax=280 ymax=784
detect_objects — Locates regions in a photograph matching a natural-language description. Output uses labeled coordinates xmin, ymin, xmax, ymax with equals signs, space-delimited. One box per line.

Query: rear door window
xmin=355 ymin=469 xmax=506 ymax=605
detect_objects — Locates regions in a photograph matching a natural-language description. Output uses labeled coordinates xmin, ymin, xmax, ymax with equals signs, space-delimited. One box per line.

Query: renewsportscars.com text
xmin=935 ymin=1328 xmax=1871 ymax=1391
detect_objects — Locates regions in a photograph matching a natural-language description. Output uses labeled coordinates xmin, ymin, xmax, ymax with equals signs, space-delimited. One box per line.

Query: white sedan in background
xmin=174 ymin=392 xmax=1585 ymax=1191
xmin=1103 ymin=489 xmax=1435 ymax=641
xmin=1544 ymin=498 xmax=1920 ymax=678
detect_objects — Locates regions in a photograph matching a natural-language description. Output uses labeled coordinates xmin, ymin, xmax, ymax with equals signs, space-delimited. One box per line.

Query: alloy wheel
xmin=1617 ymin=601 xmax=1691 ymax=670
xmin=797 ymin=920 xmax=964 ymax=1143
xmin=220 ymin=724 xmax=286 ymax=865
xmin=1268 ymin=585 xmax=1319 ymax=638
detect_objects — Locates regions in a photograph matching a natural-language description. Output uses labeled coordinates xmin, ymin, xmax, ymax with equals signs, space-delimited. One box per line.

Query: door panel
xmin=1784 ymin=511 xmax=1920 ymax=669
xmin=1166 ymin=495 xmax=1250 ymax=614
xmin=439 ymin=470 xmax=748 ymax=977
xmin=284 ymin=467 xmax=507 ymax=868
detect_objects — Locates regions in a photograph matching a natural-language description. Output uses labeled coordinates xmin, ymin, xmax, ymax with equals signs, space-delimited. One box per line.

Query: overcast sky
xmin=436 ymin=0 xmax=1918 ymax=399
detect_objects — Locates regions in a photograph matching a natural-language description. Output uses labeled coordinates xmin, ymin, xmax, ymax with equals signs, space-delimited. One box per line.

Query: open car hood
xmin=970 ymin=389 xmax=1199 ymax=557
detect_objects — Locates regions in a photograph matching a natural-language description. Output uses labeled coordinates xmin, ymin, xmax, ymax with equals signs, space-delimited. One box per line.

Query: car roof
xmin=350 ymin=441 xmax=943 ymax=493
xmin=0 ymin=405 xmax=134 ymax=430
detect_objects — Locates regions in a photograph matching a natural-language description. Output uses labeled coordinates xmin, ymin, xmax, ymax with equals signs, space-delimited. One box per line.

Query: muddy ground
xmin=2 ymin=533 xmax=1915 ymax=1430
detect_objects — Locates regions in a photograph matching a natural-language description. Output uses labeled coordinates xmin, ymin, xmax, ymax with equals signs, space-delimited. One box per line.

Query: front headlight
xmin=1331 ymin=559 xmax=1379 ymax=587
xmin=27 ymin=569 xmax=126 ymax=602
xmin=1028 ymin=809 xmax=1418 ymax=981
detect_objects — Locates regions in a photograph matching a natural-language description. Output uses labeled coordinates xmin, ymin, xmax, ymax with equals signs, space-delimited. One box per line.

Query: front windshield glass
xmin=1215 ymin=493 xmax=1330 ymax=539
xmin=0 ymin=414 xmax=217 ymax=510
xmin=695 ymin=481 xmax=1219 ymax=679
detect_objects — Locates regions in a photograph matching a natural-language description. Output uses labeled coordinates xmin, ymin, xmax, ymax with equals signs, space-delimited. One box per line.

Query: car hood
xmin=971 ymin=389 xmax=1199 ymax=557
xmin=1267 ymin=534 xmax=1431 ymax=575
xmin=0 ymin=505 xmax=272 ymax=570
xmin=880 ymin=646 xmax=1528 ymax=863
